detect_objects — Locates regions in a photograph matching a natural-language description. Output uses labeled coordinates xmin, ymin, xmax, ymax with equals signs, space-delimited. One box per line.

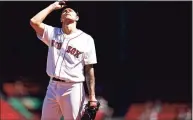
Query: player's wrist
xmin=88 ymin=94 xmax=97 ymax=101
xmin=49 ymin=4 xmax=57 ymax=11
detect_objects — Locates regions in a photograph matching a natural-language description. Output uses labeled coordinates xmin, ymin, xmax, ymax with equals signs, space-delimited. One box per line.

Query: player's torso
xmin=48 ymin=29 xmax=88 ymax=70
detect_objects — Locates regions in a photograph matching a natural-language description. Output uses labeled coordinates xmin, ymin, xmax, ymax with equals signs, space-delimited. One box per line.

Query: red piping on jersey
xmin=58 ymin=32 xmax=84 ymax=78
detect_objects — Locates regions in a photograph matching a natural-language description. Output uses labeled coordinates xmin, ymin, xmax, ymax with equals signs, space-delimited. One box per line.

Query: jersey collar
xmin=59 ymin=28 xmax=83 ymax=39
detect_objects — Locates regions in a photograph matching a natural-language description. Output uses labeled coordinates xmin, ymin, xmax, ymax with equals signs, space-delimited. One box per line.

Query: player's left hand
xmin=88 ymin=95 xmax=98 ymax=107
xmin=89 ymin=101 xmax=98 ymax=107
xmin=81 ymin=100 xmax=100 ymax=120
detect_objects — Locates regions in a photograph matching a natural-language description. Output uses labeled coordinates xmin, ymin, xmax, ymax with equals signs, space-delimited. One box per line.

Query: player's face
xmin=61 ymin=8 xmax=79 ymax=22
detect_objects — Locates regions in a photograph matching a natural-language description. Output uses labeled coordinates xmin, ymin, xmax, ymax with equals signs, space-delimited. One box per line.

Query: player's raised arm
xmin=30 ymin=1 xmax=66 ymax=45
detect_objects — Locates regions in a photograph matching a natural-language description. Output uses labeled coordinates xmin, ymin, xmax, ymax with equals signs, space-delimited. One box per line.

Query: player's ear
xmin=75 ymin=16 xmax=79 ymax=21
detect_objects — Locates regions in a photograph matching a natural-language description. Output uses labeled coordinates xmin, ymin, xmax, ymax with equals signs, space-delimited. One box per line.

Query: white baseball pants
xmin=41 ymin=80 xmax=85 ymax=120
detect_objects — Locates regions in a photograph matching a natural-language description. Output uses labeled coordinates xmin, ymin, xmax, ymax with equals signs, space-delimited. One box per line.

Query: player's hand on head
xmin=51 ymin=0 xmax=67 ymax=10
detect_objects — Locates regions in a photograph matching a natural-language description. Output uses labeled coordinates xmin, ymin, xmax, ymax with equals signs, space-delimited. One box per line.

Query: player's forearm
xmin=85 ymin=66 xmax=96 ymax=100
xmin=86 ymin=75 xmax=96 ymax=97
xmin=30 ymin=4 xmax=55 ymax=25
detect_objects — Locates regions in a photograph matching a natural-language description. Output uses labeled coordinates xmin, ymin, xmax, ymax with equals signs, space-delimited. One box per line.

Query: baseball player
xmin=30 ymin=1 xmax=98 ymax=120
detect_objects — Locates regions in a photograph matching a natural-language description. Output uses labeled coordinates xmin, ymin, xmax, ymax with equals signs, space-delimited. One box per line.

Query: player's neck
xmin=62 ymin=23 xmax=77 ymax=35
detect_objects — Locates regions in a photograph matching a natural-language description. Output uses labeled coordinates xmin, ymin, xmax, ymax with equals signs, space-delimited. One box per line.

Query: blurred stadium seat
xmin=0 ymin=98 xmax=26 ymax=120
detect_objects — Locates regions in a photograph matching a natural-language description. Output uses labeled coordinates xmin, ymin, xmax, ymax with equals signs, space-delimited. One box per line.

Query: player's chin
xmin=66 ymin=18 xmax=76 ymax=22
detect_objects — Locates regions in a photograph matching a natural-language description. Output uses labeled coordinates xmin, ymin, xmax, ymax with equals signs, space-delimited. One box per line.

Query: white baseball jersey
xmin=37 ymin=24 xmax=97 ymax=82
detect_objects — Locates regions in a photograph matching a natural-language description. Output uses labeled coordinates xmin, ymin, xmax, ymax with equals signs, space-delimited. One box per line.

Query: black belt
xmin=52 ymin=77 xmax=83 ymax=83
xmin=52 ymin=77 xmax=68 ymax=83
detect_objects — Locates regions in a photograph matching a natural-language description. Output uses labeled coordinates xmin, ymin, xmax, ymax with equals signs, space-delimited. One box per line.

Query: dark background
xmin=0 ymin=1 xmax=192 ymax=116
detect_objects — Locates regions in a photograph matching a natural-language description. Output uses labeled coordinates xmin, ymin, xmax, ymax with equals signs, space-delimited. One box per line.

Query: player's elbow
xmin=30 ymin=18 xmax=40 ymax=27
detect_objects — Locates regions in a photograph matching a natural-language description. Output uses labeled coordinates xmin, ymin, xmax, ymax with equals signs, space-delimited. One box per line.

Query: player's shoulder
xmin=44 ymin=24 xmax=62 ymax=34
xmin=79 ymin=30 xmax=94 ymax=41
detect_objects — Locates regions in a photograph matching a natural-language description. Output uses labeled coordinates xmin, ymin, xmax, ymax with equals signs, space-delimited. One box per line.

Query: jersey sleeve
xmin=84 ymin=36 xmax=97 ymax=65
xmin=37 ymin=24 xmax=55 ymax=46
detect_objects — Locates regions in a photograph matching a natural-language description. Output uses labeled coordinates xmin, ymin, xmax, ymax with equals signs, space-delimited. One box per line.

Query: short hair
xmin=61 ymin=8 xmax=79 ymax=16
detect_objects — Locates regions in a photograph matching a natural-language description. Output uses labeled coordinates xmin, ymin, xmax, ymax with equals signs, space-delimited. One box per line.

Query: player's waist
xmin=50 ymin=77 xmax=83 ymax=83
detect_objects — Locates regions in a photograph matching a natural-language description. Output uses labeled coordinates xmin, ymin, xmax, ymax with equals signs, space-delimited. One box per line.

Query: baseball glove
xmin=81 ymin=101 xmax=100 ymax=120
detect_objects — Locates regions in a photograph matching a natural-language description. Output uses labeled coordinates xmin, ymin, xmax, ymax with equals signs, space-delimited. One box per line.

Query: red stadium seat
xmin=0 ymin=98 xmax=26 ymax=120
xmin=95 ymin=111 xmax=106 ymax=120
xmin=125 ymin=104 xmax=145 ymax=120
